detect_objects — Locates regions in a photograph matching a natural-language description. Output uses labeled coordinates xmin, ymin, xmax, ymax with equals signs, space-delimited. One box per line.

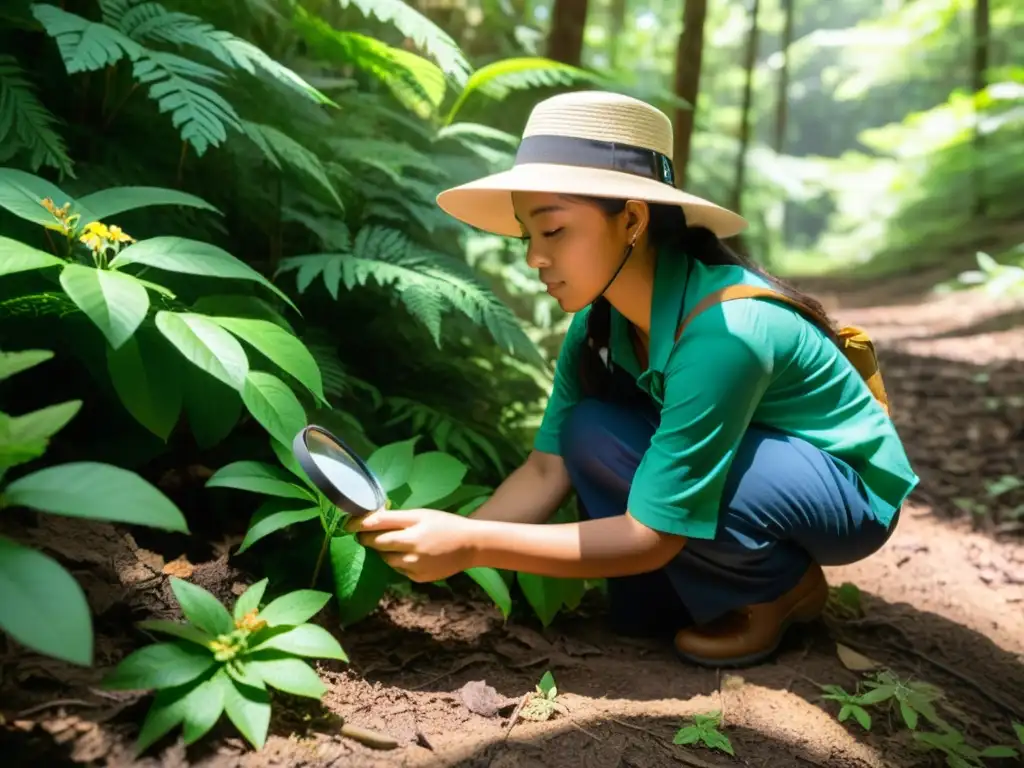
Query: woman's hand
xmin=346 ymin=508 xmax=478 ymax=583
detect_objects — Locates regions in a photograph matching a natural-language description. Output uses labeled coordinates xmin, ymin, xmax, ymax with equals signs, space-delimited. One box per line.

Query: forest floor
xmin=3 ymin=270 xmax=1024 ymax=768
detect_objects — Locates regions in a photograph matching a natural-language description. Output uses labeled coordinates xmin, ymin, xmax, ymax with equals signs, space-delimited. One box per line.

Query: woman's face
xmin=512 ymin=192 xmax=629 ymax=313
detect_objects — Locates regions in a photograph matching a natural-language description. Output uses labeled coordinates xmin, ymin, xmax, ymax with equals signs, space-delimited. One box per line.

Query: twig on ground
xmin=339 ymin=722 xmax=400 ymax=750
xmin=16 ymin=699 xmax=99 ymax=718
xmin=503 ymin=693 xmax=529 ymax=740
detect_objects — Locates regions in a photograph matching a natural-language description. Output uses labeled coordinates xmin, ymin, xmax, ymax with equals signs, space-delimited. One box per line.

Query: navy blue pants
xmin=561 ymin=398 xmax=898 ymax=636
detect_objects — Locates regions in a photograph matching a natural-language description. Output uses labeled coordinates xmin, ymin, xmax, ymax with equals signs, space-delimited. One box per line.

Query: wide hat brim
xmin=436 ymin=163 xmax=748 ymax=240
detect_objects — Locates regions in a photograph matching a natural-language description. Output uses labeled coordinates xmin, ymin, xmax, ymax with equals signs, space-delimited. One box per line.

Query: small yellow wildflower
xmin=106 ymin=225 xmax=136 ymax=244
xmin=235 ymin=609 xmax=267 ymax=633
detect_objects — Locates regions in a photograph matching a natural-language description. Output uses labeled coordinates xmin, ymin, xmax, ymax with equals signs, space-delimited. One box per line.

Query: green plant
xmin=0 ymin=168 xmax=326 ymax=449
xmin=0 ymin=348 xmax=188 ymax=666
xmin=822 ymin=670 xmax=950 ymax=732
xmin=519 ymin=670 xmax=566 ymax=722
xmin=912 ymin=730 xmax=1018 ymax=768
xmin=673 ymin=711 xmax=735 ymax=756
xmin=206 ymin=435 xmax=512 ymax=625
xmin=103 ymin=576 xmax=346 ymax=753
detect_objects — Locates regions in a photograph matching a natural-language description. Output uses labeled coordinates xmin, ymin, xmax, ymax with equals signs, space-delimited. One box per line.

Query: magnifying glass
xmin=292 ymin=426 xmax=387 ymax=517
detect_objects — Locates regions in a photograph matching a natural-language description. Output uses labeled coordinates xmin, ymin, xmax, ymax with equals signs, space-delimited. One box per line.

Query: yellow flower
xmin=81 ymin=221 xmax=110 ymax=239
xmin=106 ymin=225 xmax=136 ymax=244
xmin=234 ymin=609 xmax=267 ymax=633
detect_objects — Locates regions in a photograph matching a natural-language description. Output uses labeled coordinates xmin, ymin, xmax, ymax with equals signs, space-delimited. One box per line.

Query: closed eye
xmin=542 ymin=227 xmax=564 ymax=239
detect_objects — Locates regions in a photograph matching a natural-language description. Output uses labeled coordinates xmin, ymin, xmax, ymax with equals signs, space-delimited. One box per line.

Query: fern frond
xmin=282 ymin=205 xmax=352 ymax=250
xmin=0 ymin=55 xmax=75 ymax=178
xmin=131 ymin=50 xmax=242 ymax=155
xmin=32 ymin=4 xmax=143 ymax=73
xmin=339 ymin=0 xmax=470 ymax=86
xmin=445 ymin=57 xmax=600 ymax=124
xmin=100 ymin=0 xmax=334 ymax=105
xmin=241 ymin=121 xmax=343 ymax=210
xmin=384 ymin=396 xmax=505 ymax=474
xmin=292 ymin=7 xmax=443 ymax=117
xmin=303 ymin=332 xmax=383 ymax=407
xmin=277 ymin=226 xmax=543 ymax=365
xmin=330 ymin=137 xmax=446 ymax=184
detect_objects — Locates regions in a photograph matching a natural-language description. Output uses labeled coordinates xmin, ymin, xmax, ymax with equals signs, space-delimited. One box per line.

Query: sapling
xmin=673 ymin=711 xmax=735 ymax=756
xmin=103 ymin=577 xmax=347 ymax=753
xmin=519 ymin=670 xmax=567 ymax=722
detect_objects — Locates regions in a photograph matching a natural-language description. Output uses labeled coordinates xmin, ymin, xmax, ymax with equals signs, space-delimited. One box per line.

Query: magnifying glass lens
xmin=293 ymin=426 xmax=386 ymax=517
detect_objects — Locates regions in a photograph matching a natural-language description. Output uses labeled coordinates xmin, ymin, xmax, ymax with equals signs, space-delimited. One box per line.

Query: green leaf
xmin=181 ymin=670 xmax=228 ymax=745
xmin=209 ymin=315 xmax=325 ymax=403
xmin=170 ymin=578 xmax=234 ymax=636
xmin=1014 ymin=722 xmax=1024 ymax=744
xmin=980 ymin=746 xmax=1019 ymax=758
xmin=103 ymin=641 xmax=216 ymax=690
xmin=106 ymin=331 xmax=182 ymax=441
xmin=4 ymin=461 xmax=189 ymax=532
xmin=247 ymin=654 xmax=326 ymax=699
xmin=516 ymin=572 xmax=562 ymax=628
xmin=673 ymin=726 xmax=700 ymax=746
xmin=0 ymin=535 xmax=93 ymax=665
xmin=233 ymin=578 xmax=268 ymax=621
xmin=155 ymin=311 xmax=249 ymax=391
xmin=537 ymin=670 xmax=556 ymax=698
xmin=181 ymin=363 xmax=241 ymax=449
xmin=899 ymin=700 xmax=918 ymax=730
xmin=0 ymin=167 xmax=86 ymax=227
xmin=329 ymin=535 xmax=392 ymax=626
xmin=59 ymin=264 xmax=149 ymax=349
xmin=854 ymin=686 xmax=893 ymax=706
xmin=271 ymin=436 xmax=310 ymax=483
xmin=136 ymin=619 xmax=215 ymax=648
xmin=701 ymin=729 xmax=735 ymax=756
xmin=134 ymin=677 xmax=196 ymax=754
xmin=401 ymin=451 xmax=467 ymax=508
xmin=0 ymin=349 xmax=53 ymax=380
xmin=241 ymin=370 xmax=307 ymax=446
xmin=206 ymin=460 xmax=314 ymax=500
xmin=850 ymin=705 xmax=871 ymax=731
xmin=465 ymin=567 xmax=511 ymax=619
xmin=258 ymin=589 xmax=331 ymax=627
xmin=0 ymin=236 xmax=64 ymax=276
xmin=237 ymin=499 xmax=320 ymax=554
xmin=110 ymin=237 xmax=297 ymax=312
xmin=249 ymin=623 xmax=347 ymax=661
xmin=222 ymin=677 xmax=271 ymax=750
xmin=76 ymin=186 xmax=221 ymax=220
xmin=0 ymin=399 xmax=82 ymax=469
xmin=366 ymin=437 xmax=418 ymax=493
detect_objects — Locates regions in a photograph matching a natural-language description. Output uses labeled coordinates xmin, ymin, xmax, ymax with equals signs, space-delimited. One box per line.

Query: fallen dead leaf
xmin=458 ymin=680 xmax=513 ymax=717
xmin=162 ymin=556 xmax=194 ymax=579
xmin=836 ymin=642 xmax=881 ymax=672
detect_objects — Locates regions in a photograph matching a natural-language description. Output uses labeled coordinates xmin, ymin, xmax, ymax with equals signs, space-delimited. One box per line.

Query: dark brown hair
xmin=571 ymin=196 xmax=839 ymax=399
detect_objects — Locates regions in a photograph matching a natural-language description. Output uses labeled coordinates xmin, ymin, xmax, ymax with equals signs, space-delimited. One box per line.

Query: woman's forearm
xmin=468 ymin=451 xmax=571 ymax=525
xmin=468 ymin=513 xmax=686 ymax=580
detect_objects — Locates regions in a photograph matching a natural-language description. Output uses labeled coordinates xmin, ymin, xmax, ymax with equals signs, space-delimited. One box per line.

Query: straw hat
xmin=436 ymin=90 xmax=747 ymax=240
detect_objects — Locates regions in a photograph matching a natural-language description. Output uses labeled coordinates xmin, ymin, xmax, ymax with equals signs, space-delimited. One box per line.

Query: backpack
xmin=674 ymin=285 xmax=891 ymax=415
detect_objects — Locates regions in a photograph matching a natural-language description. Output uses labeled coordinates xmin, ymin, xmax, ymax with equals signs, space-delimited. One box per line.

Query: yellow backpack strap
xmin=675 ymin=285 xmax=891 ymax=415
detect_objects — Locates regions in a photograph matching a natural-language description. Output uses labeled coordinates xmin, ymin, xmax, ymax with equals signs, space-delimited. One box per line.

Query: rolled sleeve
xmin=533 ymin=311 xmax=588 ymax=455
xmin=627 ymin=321 xmax=773 ymax=539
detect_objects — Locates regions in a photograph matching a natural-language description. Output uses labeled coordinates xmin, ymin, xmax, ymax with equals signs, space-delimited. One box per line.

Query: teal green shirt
xmin=534 ymin=249 xmax=919 ymax=540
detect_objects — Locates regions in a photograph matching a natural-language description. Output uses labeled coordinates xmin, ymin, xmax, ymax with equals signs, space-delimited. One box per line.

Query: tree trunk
xmin=972 ymin=0 xmax=990 ymax=217
xmin=730 ymin=0 xmax=761 ymax=217
xmin=547 ymin=0 xmax=589 ymax=65
xmin=672 ymin=0 xmax=708 ymax=189
xmin=773 ymin=0 xmax=794 ymax=153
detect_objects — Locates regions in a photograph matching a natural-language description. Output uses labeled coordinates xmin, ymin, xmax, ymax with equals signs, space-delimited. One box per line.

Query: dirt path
xmin=3 ymin=280 xmax=1023 ymax=768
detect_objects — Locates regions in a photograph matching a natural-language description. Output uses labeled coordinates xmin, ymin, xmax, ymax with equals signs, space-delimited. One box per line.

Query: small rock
xmin=458 ymin=680 xmax=513 ymax=718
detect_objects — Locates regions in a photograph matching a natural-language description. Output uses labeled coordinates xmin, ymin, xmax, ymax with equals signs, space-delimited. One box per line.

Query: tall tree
xmin=672 ymin=0 xmax=709 ymax=188
xmin=972 ymin=0 xmax=990 ymax=216
xmin=730 ymin=0 xmax=762 ymax=216
xmin=773 ymin=0 xmax=795 ymax=153
xmin=547 ymin=0 xmax=589 ymax=65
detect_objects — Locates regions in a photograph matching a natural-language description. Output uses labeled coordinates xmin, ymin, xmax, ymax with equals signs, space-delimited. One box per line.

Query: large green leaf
xmin=155 ymin=311 xmax=249 ymax=391
xmin=106 ymin=332 xmax=182 ymax=441
xmin=366 ymin=437 xmax=417 ymax=493
xmin=0 ymin=167 xmax=89 ymax=226
xmin=169 ymin=578 xmax=234 ymax=636
xmin=181 ymin=364 xmax=241 ymax=449
xmin=110 ymin=237 xmax=297 ymax=312
xmin=60 ymin=264 xmax=149 ymax=349
xmin=209 ymin=316 xmax=325 ymax=403
xmin=4 ymin=462 xmax=189 ymax=532
xmin=465 ymin=567 xmax=511 ymax=620
xmin=236 ymin=499 xmax=319 ymax=555
xmin=103 ymin=641 xmax=216 ymax=691
xmin=0 ymin=399 xmax=81 ymax=469
xmin=135 ymin=619 xmax=215 ymax=648
xmin=222 ymin=677 xmax=271 ymax=750
xmin=233 ymin=578 xmax=268 ymax=621
xmin=0 ymin=349 xmax=54 ymax=380
xmin=246 ymin=654 xmax=326 ymax=699
xmin=207 ymin=461 xmax=314 ymax=500
xmin=135 ymin=670 xmax=225 ymax=753
xmin=401 ymin=451 xmax=468 ymax=508
xmin=241 ymin=370 xmax=307 ymax=447
xmin=75 ymin=186 xmax=221 ymax=220
xmin=0 ymin=535 xmax=93 ymax=665
xmin=329 ymin=536 xmax=391 ymax=626
xmin=249 ymin=623 xmax=347 ymax=661
xmin=258 ymin=589 xmax=331 ymax=627
xmin=0 ymin=237 xmax=64 ymax=276
xmin=517 ymin=572 xmax=562 ymax=628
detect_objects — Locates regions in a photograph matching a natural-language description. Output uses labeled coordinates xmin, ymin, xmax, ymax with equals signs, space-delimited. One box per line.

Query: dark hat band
xmin=513 ymin=134 xmax=676 ymax=187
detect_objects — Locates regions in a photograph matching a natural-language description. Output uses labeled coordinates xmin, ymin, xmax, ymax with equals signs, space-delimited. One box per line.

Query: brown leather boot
xmin=673 ymin=563 xmax=829 ymax=667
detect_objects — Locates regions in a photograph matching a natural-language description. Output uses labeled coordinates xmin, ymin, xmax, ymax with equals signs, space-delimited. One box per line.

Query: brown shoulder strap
xmin=675 ymin=285 xmax=824 ymax=341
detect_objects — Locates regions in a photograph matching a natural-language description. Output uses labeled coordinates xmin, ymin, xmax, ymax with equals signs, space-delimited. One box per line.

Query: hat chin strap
xmin=590 ymin=240 xmax=636 ymax=308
